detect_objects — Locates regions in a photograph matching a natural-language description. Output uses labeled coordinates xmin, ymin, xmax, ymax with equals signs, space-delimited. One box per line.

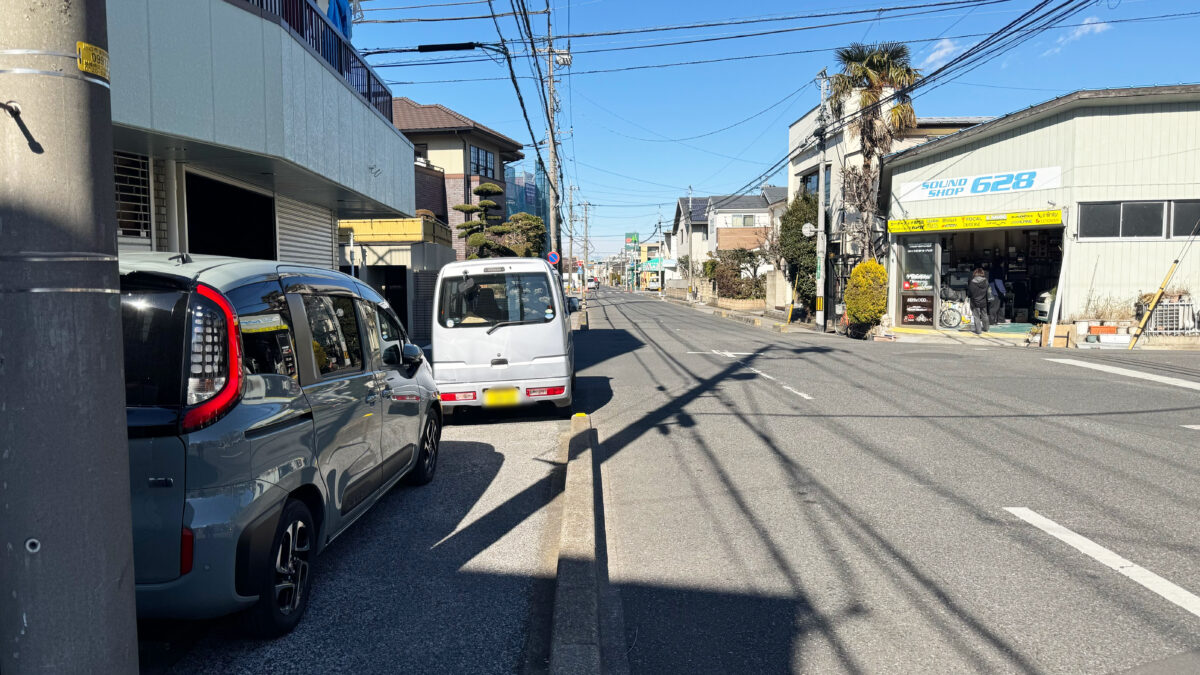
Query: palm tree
xmin=829 ymin=42 xmax=921 ymax=261
xmin=830 ymin=41 xmax=921 ymax=175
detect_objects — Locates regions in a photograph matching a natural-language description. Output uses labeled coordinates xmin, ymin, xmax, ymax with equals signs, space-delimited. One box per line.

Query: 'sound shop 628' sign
xmin=898 ymin=167 xmax=1061 ymax=202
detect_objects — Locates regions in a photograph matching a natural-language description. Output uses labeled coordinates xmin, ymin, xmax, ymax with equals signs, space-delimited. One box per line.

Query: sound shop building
xmin=880 ymin=85 xmax=1200 ymax=330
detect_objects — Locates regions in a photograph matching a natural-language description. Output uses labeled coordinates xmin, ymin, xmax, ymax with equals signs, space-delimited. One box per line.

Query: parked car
xmin=1034 ymin=287 xmax=1056 ymax=322
xmin=587 ymin=278 xmax=598 ymax=290
xmin=119 ymin=253 xmax=441 ymax=636
xmin=432 ymin=257 xmax=574 ymax=414
xmin=645 ymin=279 xmax=662 ymax=291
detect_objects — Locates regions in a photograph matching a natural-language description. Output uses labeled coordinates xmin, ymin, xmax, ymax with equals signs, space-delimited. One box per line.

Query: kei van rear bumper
xmin=435 ymin=375 xmax=572 ymax=408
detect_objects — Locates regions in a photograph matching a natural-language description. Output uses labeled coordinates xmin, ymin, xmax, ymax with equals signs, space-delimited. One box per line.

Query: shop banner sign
xmin=624 ymin=232 xmax=639 ymax=251
xmin=889 ymin=209 xmax=1062 ymax=234
xmin=901 ymin=294 xmax=935 ymax=326
xmin=898 ymin=167 xmax=1061 ymax=202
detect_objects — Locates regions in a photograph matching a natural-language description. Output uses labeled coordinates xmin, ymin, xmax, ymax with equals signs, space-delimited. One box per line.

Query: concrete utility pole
xmin=0 ymin=1 xmax=140 ymax=672
xmin=815 ymin=69 xmax=829 ymax=332
xmin=545 ymin=21 xmax=561 ymax=271
xmin=567 ymin=184 xmax=575 ymax=289
xmin=583 ymin=201 xmax=590 ymax=289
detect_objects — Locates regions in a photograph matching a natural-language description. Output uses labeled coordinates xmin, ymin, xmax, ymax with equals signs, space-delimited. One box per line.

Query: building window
xmin=470 ymin=145 xmax=495 ymax=178
xmin=1173 ymin=201 xmax=1200 ymax=238
xmin=114 ymin=152 xmax=151 ymax=238
xmin=1080 ymin=201 xmax=1172 ymax=239
xmin=801 ymin=171 xmax=818 ymax=196
xmin=414 ymin=144 xmax=428 ymax=160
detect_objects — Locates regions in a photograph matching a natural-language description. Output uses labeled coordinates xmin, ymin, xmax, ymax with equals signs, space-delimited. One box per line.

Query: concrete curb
xmin=661 ymin=296 xmax=820 ymax=335
xmin=550 ymin=414 xmax=602 ymax=674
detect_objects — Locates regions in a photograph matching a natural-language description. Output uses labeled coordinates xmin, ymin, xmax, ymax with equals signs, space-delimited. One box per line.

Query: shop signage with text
xmin=889 ymin=209 xmax=1062 ymax=234
xmin=901 ymin=295 xmax=934 ymax=326
xmin=898 ymin=167 xmax=1061 ymax=202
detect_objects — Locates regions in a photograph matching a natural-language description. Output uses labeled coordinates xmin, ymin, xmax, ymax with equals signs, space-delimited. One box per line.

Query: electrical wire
xmin=360 ymin=0 xmax=491 ymax=11
xmin=356 ymin=8 xmax=546 ymax=22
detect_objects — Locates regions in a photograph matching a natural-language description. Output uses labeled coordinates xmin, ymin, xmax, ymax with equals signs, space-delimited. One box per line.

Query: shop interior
xmin=898 ymin=227 xmax=1063 ymax=330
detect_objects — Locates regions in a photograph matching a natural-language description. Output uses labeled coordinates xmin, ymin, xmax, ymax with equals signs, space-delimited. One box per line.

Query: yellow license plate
xmin=483 ymin=387 xmax=520 ymax=407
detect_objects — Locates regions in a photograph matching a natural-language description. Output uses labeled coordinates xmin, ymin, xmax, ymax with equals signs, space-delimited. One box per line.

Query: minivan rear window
xmin=438 ymin=272 xmax=556 ymax=329
xmin=121 ymin=286 xmax=189 ymax=406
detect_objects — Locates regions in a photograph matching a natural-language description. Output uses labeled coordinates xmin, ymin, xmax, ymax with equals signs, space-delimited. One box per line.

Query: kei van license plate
xmin=483 ymin=387 xmax=520 ymax=407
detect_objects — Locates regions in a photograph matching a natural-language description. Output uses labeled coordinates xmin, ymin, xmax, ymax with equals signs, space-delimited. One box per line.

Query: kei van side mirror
xmin=401 ymin=343 xmax=423 ymax=365
xmin=568 ymin=297 xmax=581 ymax=313
xmin=382 ymin=344 xmax=401 ymax=366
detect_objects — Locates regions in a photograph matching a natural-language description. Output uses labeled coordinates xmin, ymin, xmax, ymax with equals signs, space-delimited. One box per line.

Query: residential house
xmin=391 ymin=98 xmax=525 ymax=259
xmin=666 ymin=196 xmax=710 ymax=283
xmin=707 ymin=186 xmax=788 ymax=261
xmin=787 ymin=96 xmax=988 ymax=321
xmin=109 ymin=0 xmax=412 ymax=266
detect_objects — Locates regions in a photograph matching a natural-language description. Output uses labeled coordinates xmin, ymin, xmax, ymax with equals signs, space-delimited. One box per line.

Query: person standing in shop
xmin=989 ymin=275 xmax=1006 ymax=324
xmin=968 ymin=268 xmax=991 ymax=334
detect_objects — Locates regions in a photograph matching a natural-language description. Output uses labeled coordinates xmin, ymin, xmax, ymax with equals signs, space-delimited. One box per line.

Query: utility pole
xmin=815 ymin=69 xmax=829 ymax=332
xmin=0 ymin=1 xmax=140 ymax=672
xmin=583 ymin=201 xmax=590 ymax=293
xmin=567 ymin=184 xmax=575 ymax=290
xmin=544 ymin=19 xmax=562 ymax=272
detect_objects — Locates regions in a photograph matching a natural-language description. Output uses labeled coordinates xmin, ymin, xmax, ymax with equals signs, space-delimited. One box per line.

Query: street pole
xmin=0 ymin=1 xmax=140 ymax=672
xmin=583 ymin=201 xmax=590 ymax=298
xmin=567 ymin=184 xmax=574 ymax=290
xmin=545 ymin=24 xmax=561 ymax=273
xmin=815 ymin=69 xmax=829 ymax=332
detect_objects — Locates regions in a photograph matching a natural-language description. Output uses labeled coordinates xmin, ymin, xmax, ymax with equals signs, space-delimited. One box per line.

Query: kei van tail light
xmin=180 ymin=527 xmax=194 ymax=575
xmin=526 ymin=386 xmax=565 ymax=397
xmin=439 ymin=391 xmax=477 ymax=402
xmin=182 ymin=284 xmax=243 ymax=432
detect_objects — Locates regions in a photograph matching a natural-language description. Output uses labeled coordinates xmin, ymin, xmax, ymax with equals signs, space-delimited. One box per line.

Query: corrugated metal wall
xmin=276 ymin=196 xmax=335 ymax=268
xmin=888 ymin=99 xmax=1200 ymax=318
xmin=411 ymin=271 xmax=439 ymax=347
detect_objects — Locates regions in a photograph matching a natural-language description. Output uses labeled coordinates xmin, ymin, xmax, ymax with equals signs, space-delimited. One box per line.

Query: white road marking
xmin=1182 ymin=425 xmax=1200 ymax=430
xmin=1005 ymin=507 xmax=1200 ymax=620
xmin=782 ymin=385 xmax=814 ymax=400
xmin=1045 ymin=358 xmax=1200 ymax=392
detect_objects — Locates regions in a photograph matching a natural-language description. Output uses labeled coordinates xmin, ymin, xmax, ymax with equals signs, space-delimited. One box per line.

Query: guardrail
xmin=244 ymin=0 xmax=392 ymax=122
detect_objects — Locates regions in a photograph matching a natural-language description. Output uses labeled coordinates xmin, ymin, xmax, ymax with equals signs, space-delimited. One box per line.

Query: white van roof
xmin=438 ymin=257 xmax=555 ymax=275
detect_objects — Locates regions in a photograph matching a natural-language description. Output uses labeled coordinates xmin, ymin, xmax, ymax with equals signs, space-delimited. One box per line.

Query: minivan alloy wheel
xmin=273 ymin=519 xmax=310 ymax=615
xmin=421 ymin=417 xmax=439 ymax=475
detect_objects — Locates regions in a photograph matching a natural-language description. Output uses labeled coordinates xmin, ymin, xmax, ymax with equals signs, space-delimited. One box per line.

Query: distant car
xmin=1034 ymin=288 xmax=1056 ymax=322
xmin=586 ymin=278 xmax=597 ymax=290
xmin=119 ymin=253 xmax=440 ymax=636
xmin=646 ymin=280 xmax=661 ymax=291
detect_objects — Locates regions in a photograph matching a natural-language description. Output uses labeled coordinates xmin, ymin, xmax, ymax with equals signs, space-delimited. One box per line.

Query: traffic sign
xmin=547 ymin=251 xmax=560 ymax=264
xmin=802 ymin=222 xmax=816 ymax=237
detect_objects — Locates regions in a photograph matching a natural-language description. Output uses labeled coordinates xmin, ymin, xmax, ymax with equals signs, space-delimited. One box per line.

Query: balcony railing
xmin=239 ymin=0 xmax=392 ymax=122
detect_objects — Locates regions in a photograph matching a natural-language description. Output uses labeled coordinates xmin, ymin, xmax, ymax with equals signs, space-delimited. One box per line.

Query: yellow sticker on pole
xmin=76 ymin=41 xmax=110 ymax=81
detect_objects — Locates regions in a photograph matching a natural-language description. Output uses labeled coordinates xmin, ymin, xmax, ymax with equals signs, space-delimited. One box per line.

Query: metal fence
xmin=1142 ymin=300 xmax=1199 ymax=335
xmin=244 ymin=0 xmax=392 ymax=122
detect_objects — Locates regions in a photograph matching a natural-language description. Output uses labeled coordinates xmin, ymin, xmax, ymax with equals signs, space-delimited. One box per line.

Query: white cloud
xmin=921 ymin=39 xmax=964 ymax=70
xmin=1042 ymin=16 xmax=1111 ymax=57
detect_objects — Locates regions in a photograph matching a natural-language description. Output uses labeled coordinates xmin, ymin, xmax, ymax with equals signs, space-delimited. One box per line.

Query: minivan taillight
xmin=182 ymin=284 xmax=243 ymax=432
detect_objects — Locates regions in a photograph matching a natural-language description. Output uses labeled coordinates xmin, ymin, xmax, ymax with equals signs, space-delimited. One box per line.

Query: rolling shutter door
xmin=276 ymin=196 xmax=335 ymax=268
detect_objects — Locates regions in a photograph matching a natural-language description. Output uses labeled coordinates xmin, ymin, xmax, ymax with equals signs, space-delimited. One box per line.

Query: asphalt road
xmin=142 ymin=409 xmax=567 ymax=674
xmin=578 ymin=288 xmax=1200 ymax=674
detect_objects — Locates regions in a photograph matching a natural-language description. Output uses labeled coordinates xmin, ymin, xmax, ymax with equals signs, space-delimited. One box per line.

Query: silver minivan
xmin=432 ymin=258 xmax=575 ymax=413
xmin=119 ymin=253 xmax=441 ymax=636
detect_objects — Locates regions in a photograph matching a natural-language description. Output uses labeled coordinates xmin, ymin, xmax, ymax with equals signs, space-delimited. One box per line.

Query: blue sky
xmin=354 ymin=0 xmax=1199 ymax=257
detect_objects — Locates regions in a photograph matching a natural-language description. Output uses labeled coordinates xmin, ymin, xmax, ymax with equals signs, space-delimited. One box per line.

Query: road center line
xmin=1005 ymin=507 xmax=1200 ymax=619
xmin=1045 ymin=358 xmax=1200 ymax=392
xmin=1182 ymin=425 xmax=1200 ymax=430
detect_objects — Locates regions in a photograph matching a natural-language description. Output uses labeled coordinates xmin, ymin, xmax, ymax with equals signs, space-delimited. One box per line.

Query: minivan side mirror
xmin=382 ymin=344 xmax=401 ymax=366
xmin=568 ymin=297 xmax=581 ymax=314
xmin=401 ymin=343 xmax=423 ymax=365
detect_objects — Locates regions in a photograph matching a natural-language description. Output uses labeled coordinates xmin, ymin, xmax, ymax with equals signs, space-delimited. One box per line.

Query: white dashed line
xmin=1006 ymin=507 xmax=1200 ymax=620
xmin=1182 ymin=425 xmax=1200 ymax=430
xmin=1045 ymin=358 xmax=1200 ymax=392
xmin=782 ymin=385 xmax=814 ymax=400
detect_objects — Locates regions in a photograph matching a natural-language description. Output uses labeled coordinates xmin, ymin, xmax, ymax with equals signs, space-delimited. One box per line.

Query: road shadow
xmin=574 ymin=328 xmax=644 ymax=371
xmin=142 ymin=439 xmax=562 ymax=674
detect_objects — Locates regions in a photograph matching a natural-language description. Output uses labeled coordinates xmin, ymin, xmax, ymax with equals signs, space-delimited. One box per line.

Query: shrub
xmin=844 ymin=259 xmax=888 ymax=325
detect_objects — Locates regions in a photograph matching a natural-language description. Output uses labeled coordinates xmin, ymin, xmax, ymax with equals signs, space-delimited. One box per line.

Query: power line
xmin=360 ymin=0 xmax=492 ymax=11
xmin=356 ymin=8 xmax=547 ymax=22
xmin=484 ymin=0 xmax=560 ymax=203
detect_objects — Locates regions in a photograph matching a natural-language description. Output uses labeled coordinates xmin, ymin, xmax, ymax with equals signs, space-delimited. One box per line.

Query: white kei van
xmin=432 ymin=257 xmax=576 ymax=413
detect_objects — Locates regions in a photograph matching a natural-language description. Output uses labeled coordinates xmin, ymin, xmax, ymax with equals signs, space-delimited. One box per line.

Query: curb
xmin=550 ymin=413 xmax=602 ymax=674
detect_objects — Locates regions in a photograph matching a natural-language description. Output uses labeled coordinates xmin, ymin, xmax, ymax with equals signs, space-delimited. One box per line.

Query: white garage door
xmin=276 ymin=196 xmax=335 ymax=268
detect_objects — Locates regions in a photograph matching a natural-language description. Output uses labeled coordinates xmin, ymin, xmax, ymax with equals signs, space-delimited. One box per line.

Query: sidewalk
xmin=890 ymin=326 xmax=1029 ymax=346
xmin=659 ymin=295 xmax=820 ymax=335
